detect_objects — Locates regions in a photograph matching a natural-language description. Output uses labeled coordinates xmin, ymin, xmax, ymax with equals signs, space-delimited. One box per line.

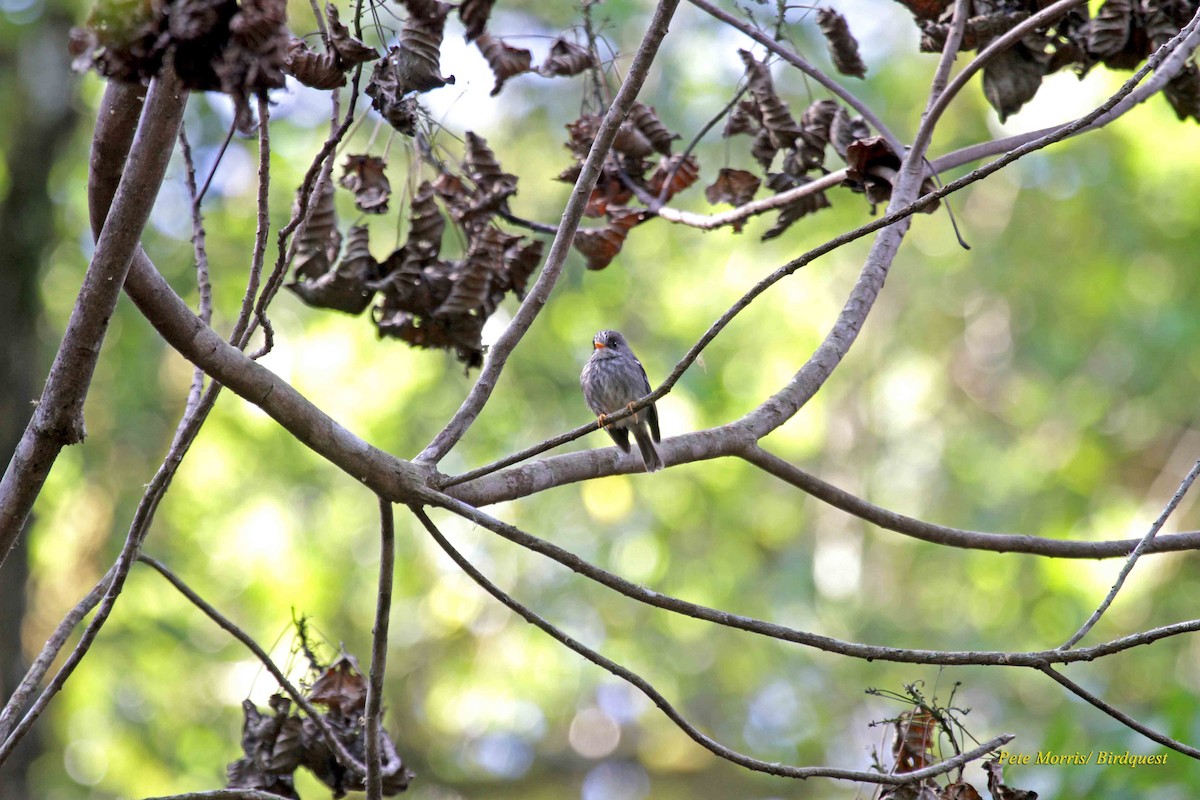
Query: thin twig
xmin=144 ymin=791 xmax=291 ymax=800
xmin=1040 ymin=666 xmax=1200 ymax=759
xmin=428 ymin=490 xmax=1200 ymax=667
xmin=0 ymin=566 xmax=114 ymax=741
xmin=417 ymin=0 xmax=684 ymax=465
xmin=195 ymin=120 xmax=237 ymax=207
xmin=413 ymin=505 xmax=1012 ymax=783
xmin=137 ymin=555 xmax=371 ymax=775
xmin=365 ymin=497 xmax=395 ymax=800
xmin=1060 ymin=459 xmax=1200 ymax=649
xmin=177 ymin=125 xmax=212 ymax=420
xmin=229 ymin=96 xmax=273 ymax=351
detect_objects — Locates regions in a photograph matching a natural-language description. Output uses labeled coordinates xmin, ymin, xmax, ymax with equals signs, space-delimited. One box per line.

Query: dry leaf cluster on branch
xmin=35 ymin=0 xmax=1200 ymax=797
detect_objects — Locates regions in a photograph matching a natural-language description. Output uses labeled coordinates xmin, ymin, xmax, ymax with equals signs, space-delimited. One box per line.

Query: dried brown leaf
xmin=723 ymin=99 xmax=762 ymax=137
xmin=829 ymin=105 xmax=870 ymax=159
xmin=406 ymin=180 xmax=446 ymax=257
xmin=919 ymin=11 xmax=1029 ymax=53
xmin=705 ymin=168 xmax=760 ymax=206
xmin=817 ymin=8 xmax=867 ymax=78
xmin=458 ymin=0 xmax=495 ymax=42
xmin=891 ymin=0 xmax=951 ymax=22
xmin=984 ymin=759 xmax=1039 ymax=800
xmin=739 ymin=49 xmax=802 ymax=149
xmin=339 ymin=154 xmax=391 ymax=214
xmin=309 ymin=653 xmax=368 ymax=715
xmin=285 ymin=38 xmax=345 ymax=89
xmin=392 ymin=1 xmax=455 ymax=93
xmin=365 ymin=55 xmax=421 ymax=134
xmin=539 ymin=36 xmax=595 ymax=76
xmin=475 ymin=32 xmax=532 ymax=96
xmin=628 ymin=102 xmax=679 ymax=155
xmin=941 ymin=781 xmax=983 ymax=800
xmin=325 ymin=3 xmax=378 ymax=66
xmin=1087 ymin=0 xmax=1136 ymax=63
xmin=293 ymin=178 xmax=341 ymax=281
xmin=573 ymin=211 xmax=641 ymax=272
xmin=982 ymin=44 xmax=1045 ymax=122
xmin=648 ymin=153 xmax=700 ymax=200
xmin=761 ymin=173 xmax=832 ymax=240
xmin=503 ymin=238 xmax=543 ymax=297
xmin=892 ymin=710 xmax=936 ymax=773
xmin=1164 ymin=60 xmax=1200 ymax=122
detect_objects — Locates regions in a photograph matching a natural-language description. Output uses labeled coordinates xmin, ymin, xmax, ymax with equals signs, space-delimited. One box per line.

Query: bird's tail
xmin=633 ymin=426 xmax=663 ymax=473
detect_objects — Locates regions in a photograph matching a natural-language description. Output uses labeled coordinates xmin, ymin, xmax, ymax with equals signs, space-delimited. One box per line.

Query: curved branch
xmin=417 ymin=0 xmax=683 ymax=465
xmin=413 ymin=505 xmax=1013 ymax=783
xmin=427 ymin=492 xmax=1200 ymax=667
xmin=743 ymin=444 xmax=1200 ymax=558
xmin=1040 ymin=666 xmax=1200 ymax=760
xmin=1061 ymin=460 xmax=1200 ymax=649
xmin=136 ymin=555 xmax=371 ymax=775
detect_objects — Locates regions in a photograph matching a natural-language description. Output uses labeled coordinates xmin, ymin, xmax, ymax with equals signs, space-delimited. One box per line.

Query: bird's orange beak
xmin=593 ymin=342 xmax=606 ymax=349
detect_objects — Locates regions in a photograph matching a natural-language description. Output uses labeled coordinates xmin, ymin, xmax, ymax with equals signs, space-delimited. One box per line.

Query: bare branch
xmin=366 ymin=497 xmax=395 ymax=800
xmin=0 ymin=566 xmax=114 ymax=742
xmin=418 ymin=0 xmax=684 ymax=465
xmin=136 ymin=555 xmax=371 ymax=775
xmin=0 ymin=68 xmax=187 ymax=565
xmin=1040 ymin=666 xmax=1200 ymax=759
xmin=229 ymin=95 xmax=273 ymax=351
xmin=427 ymin=493 xmax=1200 ymax=666
xmin=743 ymin=444 xmax=1200 ymax=559
xmin=1061 ymin=459 xmax=1200 ymax=649
xmin=144 ymin=791 xmax=291 ymax=800
xmin=413 ymin=505 xmax=1012 ymax=783
xmin=178 ymin=125 xmax=212 ymax=421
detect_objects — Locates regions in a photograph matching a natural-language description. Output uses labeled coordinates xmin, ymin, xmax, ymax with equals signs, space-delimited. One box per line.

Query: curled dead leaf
xmin=817 ymin=8 xmax=867 ymax=78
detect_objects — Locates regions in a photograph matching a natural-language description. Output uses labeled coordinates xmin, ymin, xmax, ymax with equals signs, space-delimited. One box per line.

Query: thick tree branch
xmin=0 ymin=69 xmax=186 ymax=565
xmin=418 ymin=0 xmax=683 ymax=465
xmin=414 ymin=505 xmax=1013 ymax=783
xmin=82 ymin=82 xmax=433 ymax=504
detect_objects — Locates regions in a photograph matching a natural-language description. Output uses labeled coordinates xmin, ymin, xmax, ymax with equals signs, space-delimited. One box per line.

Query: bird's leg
xmin=596 ymin=413 xmax=609 ymax=429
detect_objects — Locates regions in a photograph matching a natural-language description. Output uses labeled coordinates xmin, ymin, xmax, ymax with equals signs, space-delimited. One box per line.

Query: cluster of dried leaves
xmin=227 ymin=652 xmax=412 ymax=799
xmin=875 ymin=696 xmax=1037 ymax=800
xmin=898 ymin=0 xmax=1200 ymax=122
xmin=70 ymin=0 xmax=294 ymax=132
xmin=287 ymin=133 xmax=543 ymax=369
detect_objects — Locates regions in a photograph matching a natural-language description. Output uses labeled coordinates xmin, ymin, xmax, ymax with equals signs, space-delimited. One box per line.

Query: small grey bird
xmin=580 ymin=329 xmax=663 ymax=472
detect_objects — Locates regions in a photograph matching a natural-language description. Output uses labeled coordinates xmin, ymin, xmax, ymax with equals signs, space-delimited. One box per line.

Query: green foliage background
xmin=5 ymin=0 xmax=1200 ymax=797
